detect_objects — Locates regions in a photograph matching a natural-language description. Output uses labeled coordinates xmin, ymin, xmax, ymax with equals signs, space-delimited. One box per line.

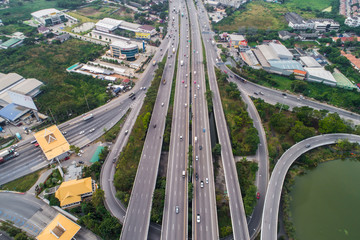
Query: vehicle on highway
xmin=182 ymin=80 xmax=184 ymax=83
xmin=195 ymin=172 xmax=198 ymax=181
xmin=89 ymin=128 xmax=95 ymax=133
xmin=185 ymin=84 xmax=187 ymax=88
xmin=186 ymin=74 xmax=188 ymax=77
xmin=79 ymin=130 xmax=85 ymax=135
xmin=206 ymin=178 xmax=209 ymax=184
xmin=194 ymin=94 xmax=197 ymax=99
xmin=257 ymin=192 xmax=260 ymax=199
xmin=197 ymin=84 xmax=200 ymax=89
xmin=113 ymin=158 xmax=116 ymax=163
xmin=195 ymin=155 xmax=199 ymax=161
xmin=194 ymin=71 xmax=196 ymax=75
xmin=125 ymin=130 xmax=129 ymax=135
xmin=282 ymin=93 xmax=287 ymax=96
xmin=77 ymin=153 xmax=82 ymax=157
xmin=199 ymin=145 xmax=202 ymax=150
xmin=175 ymin=206 xmax=179 ymax=214
xmin=79 ymin=161 xmax=84 ymax=164
xmin=82 ymin=113 xmax=93 ymax=121
xmin=153 ymin=124 xmax=157 ymax=128
xmin=200 ymin=181 xmax=204 ymax=188
xmin=203 ymin=128 xmax=205 ymax=133
xmin=180 ymin=135 xmax=183 ymax=140
xmin=62 ymin=131 xmax=67 ymax=135
xmin=161 ymin=102 xmax=164 ymax=107
xmin=305 ymin=144 xmax=311 ymax=148
xmin=254 ymin=92 xmax=258 ymax=95
xmin=194 ymin=136 xmax=198 ymax=143
xmin=197 ymin=214 xmax=200 ymax=223
xmin=259 ymin=91 xmax=264 ymax=95
xmin=182 ymin=170 xmax=186 ymax=177
xmin=185 ymin=103 xmax=187 ymax=108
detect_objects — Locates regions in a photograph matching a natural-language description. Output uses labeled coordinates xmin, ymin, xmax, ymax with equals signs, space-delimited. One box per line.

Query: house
xmin=55 ymin=177 xmax=97 ymax=209
xmin=278 ymin=31 xmax=297 ymax=40
xmin=55 ymin=33 xmax=70 ymax=43
xmin=38 ymin=26 xmax=50 ymax=35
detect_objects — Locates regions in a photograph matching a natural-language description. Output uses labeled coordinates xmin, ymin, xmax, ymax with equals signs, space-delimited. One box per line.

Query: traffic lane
xmin=0 ymin=193 xmax=43 ymax=219
xmin=261 ymin=134 xmax=360 ymax=240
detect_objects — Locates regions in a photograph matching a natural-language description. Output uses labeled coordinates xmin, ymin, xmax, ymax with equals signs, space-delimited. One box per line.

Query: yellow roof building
xmin=37 ymin=213 xmax=81 ymax=240
xmin=34 ymin=125 xmax=70 ymax=161
xmin=55 ymin=177 xmax=94 ymax=207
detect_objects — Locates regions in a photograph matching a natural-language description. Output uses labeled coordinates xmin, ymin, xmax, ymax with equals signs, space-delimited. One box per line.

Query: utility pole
xmin=84 ymin=93 xmax=90 ymax=111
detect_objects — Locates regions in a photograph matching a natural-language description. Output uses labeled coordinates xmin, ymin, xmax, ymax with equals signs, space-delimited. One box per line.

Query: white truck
xmin=180 ymin=60 xmax=184 ymax=66
xmin=82 ymin=113 xmax=93 ymax=121
xmin=212 ymin=40 xmax=215 ymax=45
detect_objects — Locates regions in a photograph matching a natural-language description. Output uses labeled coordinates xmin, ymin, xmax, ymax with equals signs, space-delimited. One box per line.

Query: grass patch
xmin=0 ymin=39 xmax=109 ymax=123
xmin=114 ymin=54 xmax=167 ymax=206
xmin=0 ymin=169 xmax=43 ymax=192
xmin=213 ymin=0 xmax=331 ymax=32
xmin=0 ymin=0 xmax=60 ymax=23
xmin=150 ymin=177 xmax=166 ymax=224
xmin=216 ymin=68 xmax=259 ymax=155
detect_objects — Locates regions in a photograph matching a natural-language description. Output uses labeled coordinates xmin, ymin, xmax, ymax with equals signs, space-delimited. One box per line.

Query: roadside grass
xmin=114 ymin=55 xmax=167 ymax=206
xmin=0 ymin=0 xmax=60 ymax=22
xmin=66 ymin=12 xmax=98 ymax=24
xmin=0 ymin=169 xmax=44 ymax=192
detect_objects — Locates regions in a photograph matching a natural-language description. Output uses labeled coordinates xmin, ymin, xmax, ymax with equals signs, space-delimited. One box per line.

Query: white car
xmin=195 ymin=155 xmax=199 ymax=161
xmin=161 ymin=102 xmax=164 ymax=107
xmin=197 ymin=214 xmax=200 ymax=223
xmin=79 ymin=130 xmax=85 ymax=135
xmin=194 ymin=94 xmax=197 ymax=99
xmin=200 ymin=181 xmax=204 ymax=188
xmin=185 ymin=84 xmax=187 ymax=88
xmin=206 ymin=178 xmax=209 ymax=184
xmin=89 ymin=128 xmax=95 ymax=133
xmin=77 ymin=153 xmax=82 ymax=157
xmin=180 ymin=135 xmax=183 ymax=140
xmin=185 ymin=103 xmax=187 ymax=108
xmin=197 ymin=84 xmax=200 ymax=89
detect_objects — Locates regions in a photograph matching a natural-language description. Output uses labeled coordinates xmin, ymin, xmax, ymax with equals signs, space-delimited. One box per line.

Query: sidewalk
xmin=27 ymin=168 xmax=52 ymax=195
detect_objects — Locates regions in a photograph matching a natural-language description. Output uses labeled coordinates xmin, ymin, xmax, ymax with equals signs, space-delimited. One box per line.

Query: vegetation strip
xmin=114 ymin=54 xmax=167 ymax=206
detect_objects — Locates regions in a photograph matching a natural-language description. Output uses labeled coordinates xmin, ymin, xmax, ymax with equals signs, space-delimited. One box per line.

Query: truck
xmin=172 ymin=48 xmax=176 ymax=54
xmin=82 ymin=113 xmax=93 ymax=121
xmin=152 ymin=60 xmax=157 ymax=66
xmin=0 ymin=148 xmax=19 ymax=164
xmin=180 ymin=60 xmax=184 ymax=66
xmin=15 ymin=132 xmax=21 ymax=140
xmin=212 ymin=40 xmax=215 ymax=45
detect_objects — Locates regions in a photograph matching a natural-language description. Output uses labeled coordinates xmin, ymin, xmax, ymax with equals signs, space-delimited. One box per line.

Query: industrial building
xmin=299 ymin=56 xmax=322 ymax=68
xmin=31 ymin=8 xmax=77 ymax=26
xmin=0 ymin=38 xmax=23 ymax=49
xmin=55 ymin=177 xmax=97 ymax=209
xmin=285 ymin=12 xmax=339 ymax=32
xmin=36 ymin=214 xmax=81 ymax=240
xmin=94 ymin=17 xmax=156 ymax=36
xmin=304 ymin=67 xmax=337 ymax=86
xmin=34 ymin=125 xmax=70 ymax=162
xmin=109 ymin=41 xmax=139 ymax=60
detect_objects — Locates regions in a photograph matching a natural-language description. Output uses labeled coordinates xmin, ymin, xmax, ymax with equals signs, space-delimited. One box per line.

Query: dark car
xmin=79 ymin=161 xmax=84 ymax=164
xmin=153 ymin=124 xmax=157 ymax=128
xmin=199 ymin=145 xmax=202 ymax=150
xmin=282 ymin=93 xmax=287 ymax=96
xmin=195 ymin=172 xmax=199 ymax=181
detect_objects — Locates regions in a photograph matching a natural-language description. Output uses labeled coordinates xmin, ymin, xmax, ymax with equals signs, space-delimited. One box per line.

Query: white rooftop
xmin=0 ymin=73 xmax=24 ymax=92
xmin=300 ymin=56 xmax=322 ymax=68
xmin=258 ymin=44 xmax=279 ymax=61
xmin=228 ymin=34 xmax=245 ymax=41
xmin=96 ymin=18 xmax=122 ymax=29
xmin=10 ymin=78 xmax=44 ymax=95
xmin=110 ymin=41 xmax=137 ymax=49
xmin=269 ymin=42 xmax=293 ymax=59
xmin=31 ymin=8 xmax=61 ymax=19
xmin=305 ymin=67 xmax=337 ymax=83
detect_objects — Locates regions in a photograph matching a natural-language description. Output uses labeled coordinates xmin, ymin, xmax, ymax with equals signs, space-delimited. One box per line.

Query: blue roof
xmin=268 ymin=60 xmax=304 ymax=71
xmin=0 ymin=103 xmax=29 ymax=121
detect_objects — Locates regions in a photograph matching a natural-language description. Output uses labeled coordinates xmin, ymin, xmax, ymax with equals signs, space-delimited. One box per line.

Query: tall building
xmin=109 ymin=41 xmax=139 ymax=61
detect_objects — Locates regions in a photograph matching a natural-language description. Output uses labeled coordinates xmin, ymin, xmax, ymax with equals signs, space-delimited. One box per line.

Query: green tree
xmin=270 ymin=113 xmax=293 ymax=134
xmin=289 ymin=121 xmax=316 ymax=142
xmin=92 ymin=189 xmax=105 ymax=207
xmin=212 ymin=143 xmax=221 ymax=156
xmin=14 ymin=233 xmax=29 ymax=240
xmin=142 ymin=112 xmax=151 ymax=130
xmin=98 ymin=216 xmax=122 ymax=240
xmin=291 ymin=80 xmax=308 ymax=93
xmin=319 ymin=113 xmax=348 ymax=133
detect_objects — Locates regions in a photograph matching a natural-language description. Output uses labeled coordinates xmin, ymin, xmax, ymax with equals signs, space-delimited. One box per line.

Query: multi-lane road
xmin=119 ymin=2 xmax=179 ymax=238
xmin=161 ymin=1 xmax=190 ymax=239
xmin=261 ymin=134 xmax=360 ymax=240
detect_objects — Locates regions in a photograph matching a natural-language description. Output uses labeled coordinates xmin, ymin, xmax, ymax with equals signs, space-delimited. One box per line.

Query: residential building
xmin=55 ymin=33 xmax=70 ymax=43
xmin=38 ymin=26 xmax=50 ymax=35
xmin=31 ymin=8 xmax=75 ymax=26
xmin=55 ymin=177 xmax=97 ymax=209
xmin=37 ymin=214 xmax=81 ymax=240
xmin=278 ymin=31 xmax=293 ymax=40
xmin=109 ymin=41 xmax=139 ymax=60
xmin=345 ymin=16 xmax=360 ymax=27
xmin=34 ymin=125 xmax=70 ymax=162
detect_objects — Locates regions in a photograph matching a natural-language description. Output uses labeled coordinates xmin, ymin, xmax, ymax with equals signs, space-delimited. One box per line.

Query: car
xmin=182 ymin=80 xmax=184 ymax=83
xmin=206 ymin=178 xmax=209 ymax=184
xmin=186 ymin=45 xmax=188 ymax=48
xmin=194 ymin=94 xmax=197 ymax=99
xmin=197 ymin=214 xmax=200 ymax=223
xmin=195 ymin=155 xmax=199 ymax=161
xmin=180 ymin=135 xmax=183 ymax=140
xmin=230 ymin=75 xmax=233 ymax=78
xmin=62 ymin=131 xmax=67 ymax=135
xmin=200 ymin=181 xmax=204 ymax=188
xmin=125 ymin=130 xmax=129 ymax=135
xmin=89 ymin=128 xmax=95 ymax=133
xmin=153 ymin=124 xmax=157 ymax=128
xmin=195 ymin=172 xmax=198 ymax=181
xmin=77 ymin=153 xmax=82 ymax=157
xmin=197 ymin=84 xmax=200 ymax=89
xmin=194 ymin=71 xmax=196 ymax=75
xmin=203 ymin=128 xmax=205 ymax=133
xmin=79 ymin=150 xmax=84 ymax=154
xmin=224 ymin=70 xmax=227 ymax=74
xmin=257 ymin=192 xmax=260 ymax=199
xmin=79 ymin=130 xmax=85 ymax=135
xmin=254 ymin=92 xmax=258 ymax=95
xmin=186 ymin=74 xmax=188 ymax=77
xmin=160 ymin=48 xmax=162 ymax=51
xmin=259 ymin=91 xmax=264 ymax=95
xmin=185 ymin=84 xmax=187 ymax=88
xmin=184 ymin=54 xmax=186 ymax=57
xmin=175 ymin=206 xmax=179 ymax=214
xmin=194 ymin=81 xmax=196 ymax=84
xmin=161 ymin=102 xmax=164 ymax=107
xmin=79 ymin=161 xmax=84 ymax=164
xmin=185 ymin=103 xmax=187 ymax=108
xmin=199 ymin=145 xmax=202 ymax=150
xmin=113 ymin=158 xmax=116 ymax=163
xmin=305 ymin=144 xmax=311 ymax=148
xmin=282 ymin=93 xmax=287 ymax=96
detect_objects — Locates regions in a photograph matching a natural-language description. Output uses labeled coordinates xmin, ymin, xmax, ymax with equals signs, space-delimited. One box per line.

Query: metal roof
xmin=0 ymin=103 xmax=29 ymax=121
xmin=269 ymin=60 xmax=304 ymax=71
xmin=269 ymin=42 xmax=293 ymax=59
xmin=304 ymin=67 xmax=337 ymax=83
xmin=31 ymin=8 xmax=60 ymax=19
xmin=0 ymin=38 xmax=22 ymax=48
xmin=257 ymin=44 xmax=279 ymax=61
xmin=0 ymin=73 xmax=24 ymax=92
xmin=300 ymin=56 xmax=322 ymax=68
xmin=10 ymin=78 xmax=44 ymax=95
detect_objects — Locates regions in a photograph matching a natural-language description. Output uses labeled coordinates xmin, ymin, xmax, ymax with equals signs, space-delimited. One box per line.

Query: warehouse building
xmin=257 ymin=44 xmax=280 ymax=61
xmin=285 ymin=12 xmax=339 ymax=32
xmin=268 ymin=60 xmax=304 ymax=76
xmin=0 ymin=38 xmax=23 ymax=49
xmin=299 ymin=56 xmax=322 ymax=68
xmin=304 ymin=67 xmax=337 ymax=86
xmin=268 ymin=42 xmax=293 ymax=60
